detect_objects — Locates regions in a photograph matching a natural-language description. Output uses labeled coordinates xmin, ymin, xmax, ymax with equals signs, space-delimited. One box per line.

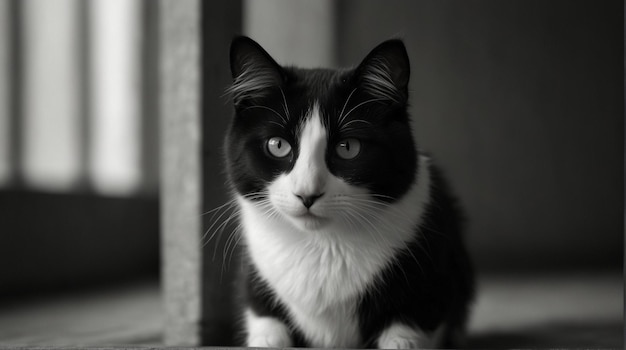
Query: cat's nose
xmin=295 ymin=193 xmax=324 ymax=209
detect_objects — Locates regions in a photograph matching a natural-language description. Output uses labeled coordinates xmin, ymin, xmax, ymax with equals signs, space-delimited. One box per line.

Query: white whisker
xmin=279 ymin=87 xmax=291 ymax=120
xmin=244 ymin=105 xmax=288 ymax=125
xmin=338 ymin=87 xmax=358 ymax=125
xmin=339 ymin=119 xmax=373 ymax=132
xmin=340 ymin=98 xmax=386 ymax=126
xmin=202 ymin=200 xmax=237 ymax=246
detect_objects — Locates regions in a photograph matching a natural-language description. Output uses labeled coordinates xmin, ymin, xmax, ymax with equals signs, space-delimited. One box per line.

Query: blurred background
xmin=0 ymin=0 xmax=622 ymax=348
xmin=0 ymin=0 xmax=160 ymax=295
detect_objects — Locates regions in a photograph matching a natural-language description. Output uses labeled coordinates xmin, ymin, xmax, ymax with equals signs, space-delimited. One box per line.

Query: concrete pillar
xmin=159 ymin=0 xmax=202 ymax=345
xmin=160 ymin=0 xmax=242 ymax=345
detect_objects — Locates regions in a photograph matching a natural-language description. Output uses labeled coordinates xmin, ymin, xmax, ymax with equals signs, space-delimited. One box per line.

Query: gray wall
xmin=337 ymin=0 xmax=623 ymax=272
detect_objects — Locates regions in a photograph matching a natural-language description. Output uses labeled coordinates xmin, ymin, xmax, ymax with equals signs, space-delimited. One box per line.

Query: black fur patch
xmin=357 ymin=164 xmax=475 ymax=347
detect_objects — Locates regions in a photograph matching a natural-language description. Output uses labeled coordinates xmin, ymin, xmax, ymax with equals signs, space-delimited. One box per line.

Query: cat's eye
xmin=267 ymin=137 xmax=292 ymax=158
xmin=336 ymin=138 xmax=361 ymax=160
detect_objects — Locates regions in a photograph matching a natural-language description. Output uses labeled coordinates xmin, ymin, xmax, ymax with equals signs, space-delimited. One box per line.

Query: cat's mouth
xmin=291 ymin=211 xmax=328 ymax=230
xmin=295 ymin=211 xmax=321 ymax=219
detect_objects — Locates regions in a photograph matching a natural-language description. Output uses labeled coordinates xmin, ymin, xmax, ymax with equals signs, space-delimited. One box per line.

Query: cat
xmin=222 ymin=36 xmax=474 ymax=349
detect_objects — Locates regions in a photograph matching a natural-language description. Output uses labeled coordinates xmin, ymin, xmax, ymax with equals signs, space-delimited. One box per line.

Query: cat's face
xmin=225 ymin=37 xmax=418 ymax=232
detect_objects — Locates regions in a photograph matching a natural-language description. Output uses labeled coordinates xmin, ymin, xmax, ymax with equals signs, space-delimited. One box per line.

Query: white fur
xmin=377 ymin=323 xmax=444 ymax=349
xmin=245 ymin=309 xmax=292 ymax=348
xmin=239 ymin=104 xmax=433 ymax=347
xmin=287 ymin=104 xmax=327 ymax=203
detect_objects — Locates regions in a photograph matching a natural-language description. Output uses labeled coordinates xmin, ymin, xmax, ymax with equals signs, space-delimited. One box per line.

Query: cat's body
xmin=223 ymin=37 xmax=474 ymax=348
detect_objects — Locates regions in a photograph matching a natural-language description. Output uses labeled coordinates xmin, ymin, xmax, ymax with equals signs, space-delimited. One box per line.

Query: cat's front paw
xmin=245 ymin=309 xmax=292 ymax=348
xmin=248 ymin=334 xmax=292 ymax=348
xmin=377 ymin=323 xmax=434 ymax=349
xmin=378 ymin=336 xmax=422 ymax=349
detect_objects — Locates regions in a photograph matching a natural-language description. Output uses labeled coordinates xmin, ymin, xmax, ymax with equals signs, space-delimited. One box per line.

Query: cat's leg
xmin=245 ymin=308 xmax=293 ymax=348
xmin=376 ymin=323 xmax=444 ymax=349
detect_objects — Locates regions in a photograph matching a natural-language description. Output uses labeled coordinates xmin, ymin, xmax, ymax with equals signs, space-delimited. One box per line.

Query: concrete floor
xmin=0 ymin=283 xmax=162 ymax=346
xmin=467 ymin=271 xmax=623 ymax=348
xmin=0 ymin=271 xmax=622 ymax=348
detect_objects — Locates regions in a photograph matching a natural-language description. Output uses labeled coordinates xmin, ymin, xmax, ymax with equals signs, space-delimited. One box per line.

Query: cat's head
xmin=224 ymin=36 xmax=418 ymax=232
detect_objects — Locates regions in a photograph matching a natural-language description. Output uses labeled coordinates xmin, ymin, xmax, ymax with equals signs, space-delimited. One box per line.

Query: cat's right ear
xmin=227 ymin=36 xmax=284 ymax=106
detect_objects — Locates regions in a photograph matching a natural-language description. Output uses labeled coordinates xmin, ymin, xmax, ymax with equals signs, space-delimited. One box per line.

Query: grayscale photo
xmin=0 ymin=0 xmax=622 ymax=349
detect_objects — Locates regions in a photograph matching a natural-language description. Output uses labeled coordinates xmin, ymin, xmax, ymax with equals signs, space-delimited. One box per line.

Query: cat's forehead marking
xmin=299 ymin=103 xmax=325 ymax=142
xmin=288 ymin=102 xmax=328 ymax=196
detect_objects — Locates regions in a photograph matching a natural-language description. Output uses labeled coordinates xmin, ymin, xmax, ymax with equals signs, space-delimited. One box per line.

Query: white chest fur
xmin=238 ymin=156 xmax=432 ymax=348
xmin=239 ymin=202 xmax=367 ymax=347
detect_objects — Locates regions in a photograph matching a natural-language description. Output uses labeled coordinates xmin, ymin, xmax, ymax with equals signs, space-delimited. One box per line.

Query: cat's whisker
xmin=201 ymin=200 xmax=238 ymax=236
xmin=414 ymin=236 xmax=435 ymax=269
xmin=326 ymin=202 xmax=382 ymax=231
xmin=218 ymin=225 xmax=244 ymax=282
xmin=346 ymin=202 xmax=424 ymax=281
xmin=339 ymin=119 xmax=373 ymax=132
xmin=201 ymin=198 xmax=236 ymax=217
xmin=340 ymin=98 xmax=386 ymax=125
xmin=348 ymin=193 xmax=396 ymax=202
xmin=341 ymin=204 xmax=390 ymax=246
xmin=266 ymin=207 xmax=283 ymax=222
xmin=337 ymin=209 xmax=359 ymax=234
xmin=394 ymin=257 xmax=413 ymax=286
xmin=340 ymin=197 xmax=388 ymax=208
xmin=202 ymin=195 xmax=267 ymax=261
xmin=242 ymin=191 xmax=269 ymax=200
xmin=244 ymin=105 xmax=288 ymax=125
xmin=396 ymin=240 xmax=427 ymax=277
xmin=338 ymin=87 xmax=358 ymax=125
xmin=345 ymin=203 xmax=412 ymax=247
xmin=210 ymin=209 xmax=241 ymax=260
xmin=212 ymin=209 xmax=239 ymax=238
xmin=348 ymin=196 xmax=417 ymax=222
xmin=268 ymin=121 xmax=284 ymax=128
xmin=254 ymin=199 xmax=274 ymax=212
xmin=226 ymin=226 xmax=245 ymax=269
xmin=202 ymin=201 xmax=238 ymax=246
xmin=252 ymin=199 xmax=283 ymax=223
xmin=350 ymin=203 xmax=429 ymax=274
xmin=343 ymin=210 xmax=368 ymax=239
xmin=225 ymin=223 xmax=243 ymax=252
xmin=222 ymin=223 xmax=241 ymax=267
xmin=416 ymin=214 xmax=448 ymax=238
xmin=329 ymin=196 xmax=415 ymax=225
xmin=279 ymin=87 xmax=291 ymax=121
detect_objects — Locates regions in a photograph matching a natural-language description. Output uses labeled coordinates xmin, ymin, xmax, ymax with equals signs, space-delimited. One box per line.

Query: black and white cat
xmin=223 ymin=36 xmax=474 ymax=349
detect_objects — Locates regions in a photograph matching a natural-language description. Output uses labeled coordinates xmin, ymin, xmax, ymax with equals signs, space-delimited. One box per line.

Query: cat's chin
xmin=289 ymin=212 xmax=329 ymax=231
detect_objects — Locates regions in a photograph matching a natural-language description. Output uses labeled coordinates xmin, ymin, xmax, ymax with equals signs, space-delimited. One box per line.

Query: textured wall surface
xmin=159 ymin=0 xmax=202 ymax=345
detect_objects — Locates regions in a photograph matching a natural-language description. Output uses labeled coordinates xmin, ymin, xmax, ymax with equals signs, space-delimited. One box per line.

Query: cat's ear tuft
xmin=356 ymin=39 xmax=410 ymax=103
xmin=227 ymin=36 xmax=283 ymax=106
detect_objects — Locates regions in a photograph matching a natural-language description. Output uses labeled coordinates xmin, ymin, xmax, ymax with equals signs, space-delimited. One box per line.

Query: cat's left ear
xmin=355 ymin=39 xmax=410 ymax=103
